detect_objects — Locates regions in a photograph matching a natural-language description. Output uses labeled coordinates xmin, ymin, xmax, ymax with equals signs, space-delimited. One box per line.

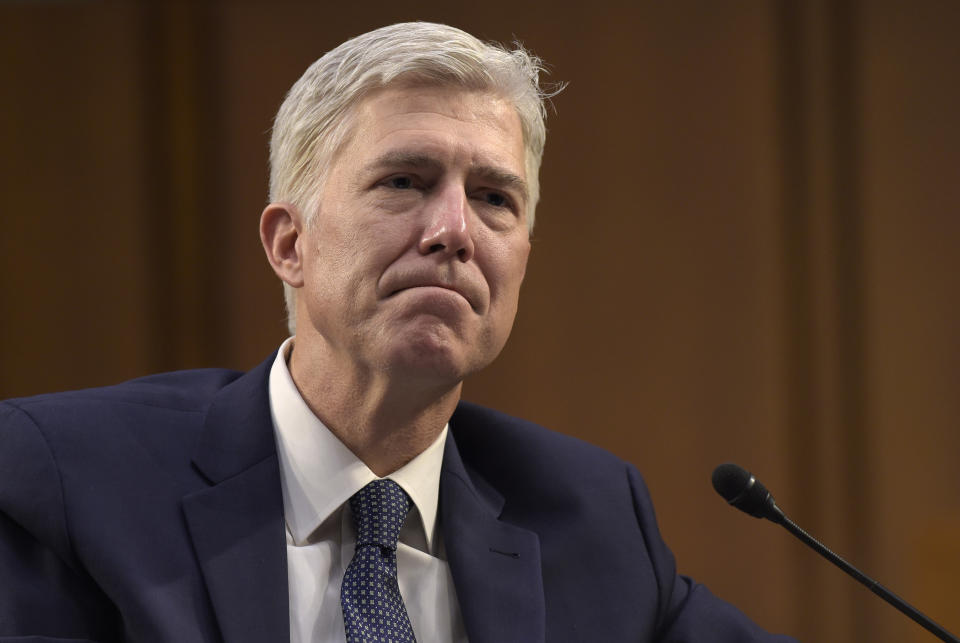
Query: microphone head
xmin=712 ymin=463 xmax=784 ymax=523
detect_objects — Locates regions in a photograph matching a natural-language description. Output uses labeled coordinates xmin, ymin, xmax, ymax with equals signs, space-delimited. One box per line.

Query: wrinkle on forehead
xmin=323 ymin=85 xmax=525 ymax=183
xmin=334 ymin=87 xmax=527 ymax=194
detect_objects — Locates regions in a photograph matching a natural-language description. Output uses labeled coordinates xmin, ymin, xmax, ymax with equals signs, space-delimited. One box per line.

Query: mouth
xmin=387 ymin=283 xmax=477 ymax=311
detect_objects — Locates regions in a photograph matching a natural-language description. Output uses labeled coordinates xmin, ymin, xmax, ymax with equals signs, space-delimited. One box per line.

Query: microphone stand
xmin=714 ymin=463 xmax=960 ymax=643
xmin=775 ymin=513 xmax=960 ymax=643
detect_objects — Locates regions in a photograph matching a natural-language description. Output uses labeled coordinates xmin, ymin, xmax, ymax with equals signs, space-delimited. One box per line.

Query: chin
xmin=385 ymin=334 xmax=490 ymax=385
xmin=389 ymin=346 xmax=468 ymax=382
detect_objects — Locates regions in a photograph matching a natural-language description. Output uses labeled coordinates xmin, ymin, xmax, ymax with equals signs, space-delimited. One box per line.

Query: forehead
xmin=340 ymin=85 xmax=526 ymax=175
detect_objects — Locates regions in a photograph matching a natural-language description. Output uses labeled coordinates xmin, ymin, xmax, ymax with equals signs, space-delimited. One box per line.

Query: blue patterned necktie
xmin=341 ymin=479 xmax=418 ymax=643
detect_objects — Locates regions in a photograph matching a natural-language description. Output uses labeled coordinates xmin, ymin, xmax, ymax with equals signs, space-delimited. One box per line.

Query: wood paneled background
xmin=2 ymin=1 xmax=958 ymax=640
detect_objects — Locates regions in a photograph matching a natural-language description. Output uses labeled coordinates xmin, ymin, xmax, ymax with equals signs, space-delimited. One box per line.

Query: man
xmin=0 ymin=22 xmax=796 ymax=642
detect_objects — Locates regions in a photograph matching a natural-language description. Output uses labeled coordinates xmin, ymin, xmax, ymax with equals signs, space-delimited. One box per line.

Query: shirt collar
xmin=268 ymin=337 xmax=446 ymax=551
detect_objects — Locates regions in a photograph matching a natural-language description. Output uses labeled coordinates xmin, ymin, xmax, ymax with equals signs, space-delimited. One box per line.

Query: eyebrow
xmin=364 ymin=150 xmax=530 ymax=204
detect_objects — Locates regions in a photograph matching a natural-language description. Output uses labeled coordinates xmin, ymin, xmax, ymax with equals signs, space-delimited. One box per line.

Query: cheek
xmin=310 ymin=218 xmax=376 ymax=274
xmin=314 ymin=237 xmax=402 ymax=313
xmin=487 ymin=241 xmax=530 ymax=313
xmin=514 ymin=240 xmax=531 ymax=284
xmin=502 ymin=237 xmax=531 ymax=289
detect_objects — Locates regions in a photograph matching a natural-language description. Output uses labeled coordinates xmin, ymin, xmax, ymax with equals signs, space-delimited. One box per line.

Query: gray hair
xmin=268 ymin=22 xmax=561 ymax=334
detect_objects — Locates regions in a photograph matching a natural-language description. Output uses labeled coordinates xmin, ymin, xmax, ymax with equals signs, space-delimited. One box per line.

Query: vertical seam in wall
xmin=137 ymin=1 xmax=176 ymax=371
xmin=195 ymin=1 xmax=225 ymax=365
xmin=831 ymin=0 xmax=873 ymax=638
xmin=774 ymin=1 xmax=819 ymax=639
xmin=136 ymin=1 xmax=223 ymax=370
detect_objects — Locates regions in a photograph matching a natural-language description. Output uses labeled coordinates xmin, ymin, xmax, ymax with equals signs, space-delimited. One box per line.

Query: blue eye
xmin=391 ymin=176 xmax=414 ymax=189
xmin=484 ymin=192 xmax=508 ymax=207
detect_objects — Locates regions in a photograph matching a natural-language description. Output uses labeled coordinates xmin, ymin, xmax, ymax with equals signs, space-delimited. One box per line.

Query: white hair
xmin=268 ymin=22 xmax=562 ymax=334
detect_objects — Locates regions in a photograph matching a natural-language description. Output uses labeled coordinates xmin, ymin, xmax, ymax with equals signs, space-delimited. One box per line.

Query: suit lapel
xmin=179 ymin=356 xmax=546 ymax=643
xmin=182 ymin=355 xmax=290 ymax=643
xmin=440 ymin=430 xmax=545 ymax=643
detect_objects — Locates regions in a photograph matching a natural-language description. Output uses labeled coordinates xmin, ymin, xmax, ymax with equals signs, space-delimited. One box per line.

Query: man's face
xmin=294 ymin=85 xmax=531 ymax=386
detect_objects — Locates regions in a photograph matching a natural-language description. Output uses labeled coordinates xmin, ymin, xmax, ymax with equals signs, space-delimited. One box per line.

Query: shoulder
xmin=2 ymin=368 xmax=246 ymax=441
xmin=0 ymin=367 xmax=247 ymax=547
xmin=3 ymin=367 xmax=244 ymax=419
xmin=452 ymin=400 xmax=627 ymax=465
xmin=450 ymin=400 xmax=639 ymax=499
xmin=0 ymin=368 xmax=246 ymax=486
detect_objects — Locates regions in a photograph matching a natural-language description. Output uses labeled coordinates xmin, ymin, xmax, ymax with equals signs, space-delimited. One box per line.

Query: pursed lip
xmin=389 ymin=283 xmax=473 ymax=310
xmin=381 ymin=271 xmax=484 ymax=313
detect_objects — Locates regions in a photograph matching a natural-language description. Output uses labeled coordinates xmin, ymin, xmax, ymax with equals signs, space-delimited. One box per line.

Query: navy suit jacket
xmin=0 ymin=355 xmax=796 ymax=642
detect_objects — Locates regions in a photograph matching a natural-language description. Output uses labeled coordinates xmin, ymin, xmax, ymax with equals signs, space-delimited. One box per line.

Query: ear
xmin=260 ymin=202 xmax=305 ymax=288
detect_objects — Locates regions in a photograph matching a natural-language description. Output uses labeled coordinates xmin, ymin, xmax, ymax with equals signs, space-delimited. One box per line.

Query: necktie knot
xmin=349 ymin=478 xmax=412 ymax=551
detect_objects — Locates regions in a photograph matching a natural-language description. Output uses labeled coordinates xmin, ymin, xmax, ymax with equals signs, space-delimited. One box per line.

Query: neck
xmin=288 ymin=341 xmax=461 ymax=477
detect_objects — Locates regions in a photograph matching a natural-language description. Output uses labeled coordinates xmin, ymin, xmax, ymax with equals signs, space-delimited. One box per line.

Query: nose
xmin=418 ymin=183 xmax=475 ymax=261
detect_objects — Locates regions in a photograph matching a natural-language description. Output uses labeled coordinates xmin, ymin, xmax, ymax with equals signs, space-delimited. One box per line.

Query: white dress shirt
xmin=268 ymin=338 xmax=469 ymax=643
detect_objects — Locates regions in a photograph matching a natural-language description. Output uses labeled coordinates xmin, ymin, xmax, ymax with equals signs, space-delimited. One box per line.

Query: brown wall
xmin=2 ymin=1 xmax=958 ymax=641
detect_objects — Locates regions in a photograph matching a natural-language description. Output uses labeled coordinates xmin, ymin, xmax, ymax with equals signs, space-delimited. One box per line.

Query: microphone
xmin=712 ymin=463 xmax=960 ymax=643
